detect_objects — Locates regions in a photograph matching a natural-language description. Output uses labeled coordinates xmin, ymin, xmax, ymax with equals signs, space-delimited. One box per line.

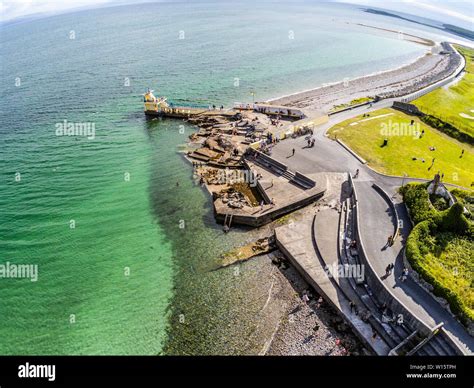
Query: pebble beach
xmin=269 ymin=42 xmax=461 ymax=112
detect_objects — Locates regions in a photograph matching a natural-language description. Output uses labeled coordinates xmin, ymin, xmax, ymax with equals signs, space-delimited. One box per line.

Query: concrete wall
xmin=215 ymin=190 xmax=325 ymax=227
xmin=392 ymin=101 xmax=423 ymax=116
xmin=294 ymin=171 xmax=316 ymax=188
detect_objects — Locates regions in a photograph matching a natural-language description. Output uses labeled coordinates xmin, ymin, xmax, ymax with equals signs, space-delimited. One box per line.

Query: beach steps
xmin=246 ymin=149 xmax=316 ymax=189
xmin=351 ymin=180 xmax=467 ymax=355
xmin=275 ymin=181 xmax=459 ymax=355
xmin=339 ymin=197 xmax=462 ymax=355
xmin=318 ymin=202 xmax=430 ymax=354
xmin=275 ymin=207 xmax=390 ymax=355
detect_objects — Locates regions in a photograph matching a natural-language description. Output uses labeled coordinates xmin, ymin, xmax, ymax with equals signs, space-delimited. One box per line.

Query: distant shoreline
xmin=362 ymin=7 xmax=474 ymax=42
xmin=267 ymin=37 xmax=463 ymax=112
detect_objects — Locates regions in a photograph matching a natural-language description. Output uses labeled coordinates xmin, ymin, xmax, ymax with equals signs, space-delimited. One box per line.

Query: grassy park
xmin=412 ymin=45 xmax=474 ymax=139
xmin=327 ymin=108 xmax=474 ymax=188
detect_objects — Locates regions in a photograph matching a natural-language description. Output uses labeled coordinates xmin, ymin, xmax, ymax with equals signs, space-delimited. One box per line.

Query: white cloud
xmin=339 ymin=0 xmax=473 ymax=25
xmin=0 ymin=0 xmax=114 ymax=22
xmin=1 ymin=0 xmax=473 ymax=26
xmin=409 ymin=0 xmax=473 ymax=24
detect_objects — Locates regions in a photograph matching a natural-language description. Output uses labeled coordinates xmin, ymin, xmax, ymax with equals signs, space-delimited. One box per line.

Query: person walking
xmin=349 ymin=301 xmax=355 ymax=314
xmin=354 ymin=169 xmax=359 ymax=179
xmin=384 ymin=235 xmax=393 ymax=248
xmin=292 ymin=148 xmax=295 ymax=156
xmin=399 ymin=267 xmax=409 ymax=282
xmin=371 ymin=328 xmax=377 ymax=342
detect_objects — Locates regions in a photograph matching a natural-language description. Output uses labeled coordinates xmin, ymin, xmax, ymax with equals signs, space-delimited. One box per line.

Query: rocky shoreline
xmin=265 ymin=257 xmax=368 ymax=356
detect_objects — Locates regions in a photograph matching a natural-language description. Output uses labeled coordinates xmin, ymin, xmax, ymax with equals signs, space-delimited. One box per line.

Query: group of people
xmin=270 ymin=115 xmax=282 ymax=126
xmin=208 ymin=104 xmax=224 ymax=110
xmin=384 ymin=263 xmax=409 ymax=282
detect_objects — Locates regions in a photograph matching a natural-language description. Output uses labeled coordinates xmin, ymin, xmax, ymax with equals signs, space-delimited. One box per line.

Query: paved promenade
xmin=269 ymin=106 xmax=474 ymax=354
xmin=275 ymin=200 xmax=390 ymax=355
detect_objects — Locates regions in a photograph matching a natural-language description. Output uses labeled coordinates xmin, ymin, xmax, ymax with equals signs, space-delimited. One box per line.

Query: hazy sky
xmin=0 ymin=0 xmax=473 ymax=27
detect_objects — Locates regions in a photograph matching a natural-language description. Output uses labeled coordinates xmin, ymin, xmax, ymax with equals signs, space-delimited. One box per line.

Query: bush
xmin=452 ymin=188 xmax=474 ymax=216
xmin=420 ymin=114 xmax=474 ymax=146
xmin=402 ymin=183 xmax=474 ymax=326
xmin=430 ymin=194 xmax=449 ymax=211
xmin=399 ymin=183 xmax=436 ymax=224
xmin=438 ymin=203 xmax=472 ymax=236
xmin=406 ymin=221 xmax=474 ymax=325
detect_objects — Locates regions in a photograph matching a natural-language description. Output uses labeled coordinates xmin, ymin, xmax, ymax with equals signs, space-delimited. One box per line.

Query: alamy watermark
xmin=55 ymin=119 xmax=95 ymax=140
xmin=380 ymin=119 xmax=421 ymax=139
xmin=0 ymin=262 xmax=38 ymax=282
xmin=18 ymin=362 xmax=55 ymax=382
xmin=324 ymin=263 xmax=364 ymax=282
xmin=194 ymin=167 xmax=258 ymax=187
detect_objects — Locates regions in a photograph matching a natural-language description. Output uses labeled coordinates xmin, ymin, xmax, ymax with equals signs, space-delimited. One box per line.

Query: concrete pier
xmin=145 ymin=105 xmax=239 ymax=119
xmin=214 ymin=161 xmax=326 ymax=227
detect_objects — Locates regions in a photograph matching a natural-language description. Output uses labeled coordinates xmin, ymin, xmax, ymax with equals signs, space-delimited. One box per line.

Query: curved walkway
xmin=355 ymin=180 xmax=474 ymax=353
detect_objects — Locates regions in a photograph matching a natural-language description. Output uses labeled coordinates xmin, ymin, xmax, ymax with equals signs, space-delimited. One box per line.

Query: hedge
xmin=399 ymin=183 xmax=436 ymax=224
xmin=402 ymin=183 xmax=474 ymax=325
xmin=420 ymin=114 xmax=474 ymax=146
xmin=406 ymin=221 xmax=473 ymax=325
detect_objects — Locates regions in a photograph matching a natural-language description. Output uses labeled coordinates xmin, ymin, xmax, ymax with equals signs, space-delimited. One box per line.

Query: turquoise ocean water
xmin=0 ymin=2 xmax=443 ymax=354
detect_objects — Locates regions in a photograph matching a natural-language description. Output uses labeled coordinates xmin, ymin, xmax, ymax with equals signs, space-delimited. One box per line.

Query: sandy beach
xmin=268 ymin=42 xmax=462 ymax=113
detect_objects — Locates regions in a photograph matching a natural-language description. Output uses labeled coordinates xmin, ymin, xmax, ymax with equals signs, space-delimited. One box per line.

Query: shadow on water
xmin=140 ymin=117 xmax=260 ymax=354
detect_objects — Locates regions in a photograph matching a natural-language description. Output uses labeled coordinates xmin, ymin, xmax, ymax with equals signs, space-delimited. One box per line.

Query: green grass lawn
xmin=412 ymin=45 xmax=474 ymax=138
xmin=413 ymin=230 xmax=473 ymax=322
xmin=330 ymin=96 xmax=372 ymax=112
xmin=328 ymin=108 xmax=474 ymax=188
xmin=422 ymin=233 xmax=473 ymax=314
